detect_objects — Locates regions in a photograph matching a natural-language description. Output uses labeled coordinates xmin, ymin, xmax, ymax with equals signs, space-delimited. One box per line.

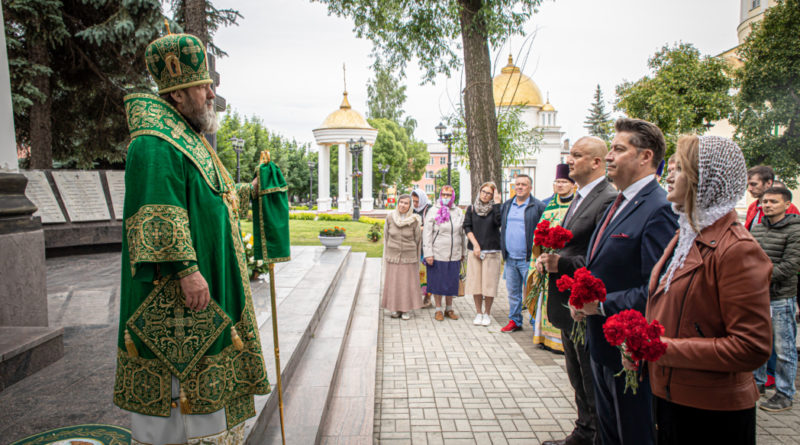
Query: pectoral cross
xmin=182 ymin=40 xmax=203 ymax=65
xmin=165 ymin=305 xmax=196 ymax=343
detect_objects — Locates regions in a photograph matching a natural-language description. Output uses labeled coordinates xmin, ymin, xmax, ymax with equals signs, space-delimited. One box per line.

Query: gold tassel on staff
xmin=268 ymin=262 xmax=286 ymax=445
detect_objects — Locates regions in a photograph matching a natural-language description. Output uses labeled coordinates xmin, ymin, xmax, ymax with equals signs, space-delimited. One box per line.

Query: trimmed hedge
xmin=317 ymin=213 xmax=354 ymax=222
xmin=289 ymin=212 xmax=316 ymax=220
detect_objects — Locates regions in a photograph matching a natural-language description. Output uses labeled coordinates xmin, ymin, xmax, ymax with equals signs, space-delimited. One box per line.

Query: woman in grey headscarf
xmin=636 ymin=135 xmax=771 ymax=444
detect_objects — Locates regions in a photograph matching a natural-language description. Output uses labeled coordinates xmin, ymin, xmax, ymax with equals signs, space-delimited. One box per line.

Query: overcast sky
xmin=213 ymin=0 xmax=740 ymax=149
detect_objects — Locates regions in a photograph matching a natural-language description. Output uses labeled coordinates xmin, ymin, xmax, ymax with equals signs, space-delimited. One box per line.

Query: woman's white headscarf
xmin=663 ymin=135 xmax=747 ymax=291
xmin=411 ymin=189 xmax=429 ymax=213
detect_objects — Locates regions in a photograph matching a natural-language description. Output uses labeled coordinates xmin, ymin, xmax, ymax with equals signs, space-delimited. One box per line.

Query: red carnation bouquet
xmin=602 ymin=309 xmax=668 ymax=394
xmin=556 ymin=267 xmax=606 ymax=345
xmin=525 ymin=220 xmax=574 ymax=308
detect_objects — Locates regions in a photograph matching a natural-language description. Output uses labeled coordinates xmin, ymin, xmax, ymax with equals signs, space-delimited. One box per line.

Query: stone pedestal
xmin=0 ymin=172 xmax=63 ymax=391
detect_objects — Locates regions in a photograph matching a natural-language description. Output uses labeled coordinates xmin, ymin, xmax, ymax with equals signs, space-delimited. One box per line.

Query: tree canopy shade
xmin=584 ymin=85 xmax=613 ymax=143
xmin=4 ymin=0 xmax=241 ymax=169
xmin=732 ymin=0 xmax=800 ymax=187
xmin=615 ymin=43 xmax=733 ymax=157
xmin=312 ymin=0 xmax=544 ymax=201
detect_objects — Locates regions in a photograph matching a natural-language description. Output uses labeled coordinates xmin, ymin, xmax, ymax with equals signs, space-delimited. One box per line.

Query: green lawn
xmin=240 ymin=219 xmax=384 ymax=257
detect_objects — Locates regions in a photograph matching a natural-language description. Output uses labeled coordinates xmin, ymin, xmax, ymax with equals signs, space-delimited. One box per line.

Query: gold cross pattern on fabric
xmin=126 ymin=278 xmax=232 ymax=380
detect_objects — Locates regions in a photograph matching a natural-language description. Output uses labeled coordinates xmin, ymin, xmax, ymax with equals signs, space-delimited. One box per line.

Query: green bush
xmin=366 ymin=222 xmax=382 ymax=242
xmin=358 ymin=216 xmax=385 ymax=225
xmin=289 ymin=212 xmax=316 ymax=220
xmin=290 ymin=205 xmax=309 ymax=211
xmin=318 ymin=213 xmax=354 ymax=222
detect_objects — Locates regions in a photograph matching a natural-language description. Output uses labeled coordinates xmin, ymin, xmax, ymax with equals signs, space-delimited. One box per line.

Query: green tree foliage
xmin=216 ymin=110 xmax=317 ymax=203
xmin=4 ymin=0 xmax=163 ymax=168
xmin=615 ymin=43 xmax=733 ymax=156
xmin=368 ymin=118 xmax=428 ymax=194
xmin=4 ymin=0 xmax=241 ymax=169
xmin=445 ymin=103 xmax=540 ymax=168
xmin=584 ymin=85 xmax=613 ymax=142
xmin=367 ymin=57 xmax=417 ymax=134
xmin=732 ymin=0 xmax=800 ymax=187
xmin=311 ymin=0 xmax=544 ymax=200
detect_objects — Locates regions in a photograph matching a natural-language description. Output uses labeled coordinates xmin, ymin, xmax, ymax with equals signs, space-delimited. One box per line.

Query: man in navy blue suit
xmin=571 ymin=118 xmax=678 ymax=445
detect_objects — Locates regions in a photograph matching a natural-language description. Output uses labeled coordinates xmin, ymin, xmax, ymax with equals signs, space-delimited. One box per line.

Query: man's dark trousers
xmin=562 ymin=331 xmax=598 ymax=444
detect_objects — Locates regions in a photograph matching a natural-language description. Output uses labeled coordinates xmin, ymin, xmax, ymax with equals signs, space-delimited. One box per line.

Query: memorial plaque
xmin=106 ymin=171 xmax=125 ymax=220
xmin=51 ymin=171 xmax=111 ymax=222
xmin=21 ymin=170 xmax=66 ymax=224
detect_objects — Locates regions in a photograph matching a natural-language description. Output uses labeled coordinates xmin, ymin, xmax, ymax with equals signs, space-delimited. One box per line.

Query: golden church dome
xmin=318 ymin=92 xmax=373 ymax=130
xmin=492 ymin=55 xmax=544 ymax=107
xmin=541 ymin=100 xmax=555 ymax=112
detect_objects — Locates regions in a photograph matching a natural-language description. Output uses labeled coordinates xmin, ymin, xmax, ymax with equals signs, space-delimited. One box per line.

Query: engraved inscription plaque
xmin=21 ymin=170 xmax=66 ymax=223
xmin=106 ymin=171 xmax=125 ymax=220
xmin=51 ymin=171 xmax=111 ymax=222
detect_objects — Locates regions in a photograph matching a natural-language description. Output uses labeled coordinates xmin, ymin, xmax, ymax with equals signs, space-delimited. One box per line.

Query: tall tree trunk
xmin=183 ymin=0 xmax=208 ymax=44
xmin=29 ymin=37 xmax=53 ymax=169
xmin=458 ymin=0 xmax=500 ymax=202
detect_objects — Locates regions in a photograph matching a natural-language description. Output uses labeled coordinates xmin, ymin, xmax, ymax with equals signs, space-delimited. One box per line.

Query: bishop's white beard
xmin=184 ymin=98 xmax=219 ymax=134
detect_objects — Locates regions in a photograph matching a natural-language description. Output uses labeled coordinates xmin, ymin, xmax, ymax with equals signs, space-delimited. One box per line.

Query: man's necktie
xmin=590 ymin=193 xmax=625 ymax=260
xmin=562 ymin=194 xmax=582 ymax=227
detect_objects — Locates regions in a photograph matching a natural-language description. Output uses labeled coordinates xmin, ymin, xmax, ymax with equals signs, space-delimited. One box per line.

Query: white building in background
xmin=460 ymin=55 xmax=569 ymax=204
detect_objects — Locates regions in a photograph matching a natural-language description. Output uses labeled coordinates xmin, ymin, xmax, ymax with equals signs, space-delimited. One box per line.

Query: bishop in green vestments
xmin=113 ymin=32 xmax=269 ymax=445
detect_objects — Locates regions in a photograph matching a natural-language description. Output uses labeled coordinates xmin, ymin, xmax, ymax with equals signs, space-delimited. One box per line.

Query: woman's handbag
xmin=458 ymin=259 xmax=466 ymax=296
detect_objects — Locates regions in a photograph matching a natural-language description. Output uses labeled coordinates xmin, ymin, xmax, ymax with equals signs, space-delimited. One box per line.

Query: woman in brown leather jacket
xmin=641 ymin=135 xmax=772 ymax=444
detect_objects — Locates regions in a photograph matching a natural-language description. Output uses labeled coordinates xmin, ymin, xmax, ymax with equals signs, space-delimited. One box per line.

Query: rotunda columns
xmin=317 ymin=144 xmax=331 ymax=211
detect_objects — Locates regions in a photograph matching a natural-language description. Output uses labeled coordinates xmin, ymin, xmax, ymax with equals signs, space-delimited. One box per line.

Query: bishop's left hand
xmin=251 ymin=177 xmax=258 ymax=191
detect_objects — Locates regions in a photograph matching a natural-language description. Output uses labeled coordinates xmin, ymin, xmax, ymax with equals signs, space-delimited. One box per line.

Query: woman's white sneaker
xmin=473 ymin=313 xmax=483 ymax=325
xmin=481 ymin=313 xmax=491 ymax=326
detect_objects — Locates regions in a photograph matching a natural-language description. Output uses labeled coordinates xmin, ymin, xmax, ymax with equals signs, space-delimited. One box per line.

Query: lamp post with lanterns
xmin=377 ymin=163 xmax=390 ymax=209
xmin=435 ymin=122 xmax=453 ymax=186
xmin=348 ymin=137 xmax=366 ymax=220
xmin=229 ymin=137 xmax=245 ymax=182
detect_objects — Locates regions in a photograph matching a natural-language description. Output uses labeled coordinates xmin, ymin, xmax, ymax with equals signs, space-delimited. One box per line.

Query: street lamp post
xmin=377 ymin=163 xmax=390 ymax=209
xmin=348 ymin=137 xmax=365 ymax=221
xmin=307 ymin=161 xmax=316 ymax=208
xmin=230 ymin=137 xmax=245 ymax=182
xmin=435 ymin=122 xmax=453 ymax=186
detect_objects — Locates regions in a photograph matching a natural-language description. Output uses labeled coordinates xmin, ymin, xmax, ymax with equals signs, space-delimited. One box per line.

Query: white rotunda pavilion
xmin=312 ymin=91 xmax=378 ymax=212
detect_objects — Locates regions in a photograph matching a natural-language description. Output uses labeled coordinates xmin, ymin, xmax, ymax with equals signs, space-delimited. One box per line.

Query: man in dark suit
xmin=535 ymin=136 xmax=617 ymax=445
xmin=572 ymin=119 xmax=678 ymax=445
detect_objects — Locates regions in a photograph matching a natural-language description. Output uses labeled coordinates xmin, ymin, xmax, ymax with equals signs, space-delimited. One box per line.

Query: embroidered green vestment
xmin=114 ymin=94 xmax=270 ymax=428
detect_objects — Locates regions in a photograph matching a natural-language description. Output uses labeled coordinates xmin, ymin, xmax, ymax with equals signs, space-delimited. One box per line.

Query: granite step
xmin=246 ymin=250 xmax=366 ymax=444
xmin=319 ymin=257 xmax=381 ymax=444
xmin=255 ymin=252 xmax=367 ymax=444
xmin=244 ymin=246 xmax=352 ymax=442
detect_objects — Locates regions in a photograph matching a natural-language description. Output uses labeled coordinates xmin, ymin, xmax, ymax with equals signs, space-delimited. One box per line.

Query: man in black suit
xmin=536 ymin=136 xmax=617 ymax=445
xmin=573 ymin=119 xmax=678 ymax=445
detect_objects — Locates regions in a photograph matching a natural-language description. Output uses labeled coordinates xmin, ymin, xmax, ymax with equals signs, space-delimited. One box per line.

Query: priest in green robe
xmin=114 ymin=31 xmax=269 ymax=445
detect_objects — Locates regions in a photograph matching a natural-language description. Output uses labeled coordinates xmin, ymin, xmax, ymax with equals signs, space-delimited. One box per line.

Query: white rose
xmin=247 ymin=243 xmax=253 ymax=249
xmin=257 ymin=260 xmax=263 ymax=266
xmin=249 ymin=256 xmax=254 ymax=262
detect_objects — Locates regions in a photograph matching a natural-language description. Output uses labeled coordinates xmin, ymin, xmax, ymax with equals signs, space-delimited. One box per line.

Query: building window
xmin=425 ymin=171 xmax=434 ymax=179
xmin=425 ymin=184 xmax=434 ymax=193
xmin=429 ymin=156 xmax=434 ymax=165
xmin=751 ymin=0 xmax=760 ymax=9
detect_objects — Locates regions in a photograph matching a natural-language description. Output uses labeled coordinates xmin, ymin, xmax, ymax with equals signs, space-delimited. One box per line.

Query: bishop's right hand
xmin=181 ymin=271 xmax=210 ymax=311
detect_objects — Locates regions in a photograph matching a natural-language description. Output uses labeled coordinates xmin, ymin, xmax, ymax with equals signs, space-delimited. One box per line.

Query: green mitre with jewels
xmin=145 ymin=33 xmax=213 ymax=94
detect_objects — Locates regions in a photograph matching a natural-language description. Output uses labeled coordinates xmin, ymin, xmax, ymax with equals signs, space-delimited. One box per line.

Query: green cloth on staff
xmin=253 ymin=160 xmax=291 ymax=263
xmin=114 ymin=93 xmax=269 ymax=429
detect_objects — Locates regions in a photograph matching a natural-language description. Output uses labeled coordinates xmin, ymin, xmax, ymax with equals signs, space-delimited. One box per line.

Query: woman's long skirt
xmin=382 ymin=262 xmax=423 ymax=312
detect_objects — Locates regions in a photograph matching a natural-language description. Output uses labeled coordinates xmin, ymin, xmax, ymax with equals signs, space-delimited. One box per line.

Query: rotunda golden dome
xmin=318 ymin=92 xmax=373 ymax=130
xmin=541 ymin=100 xmax=555 ymax=112
xmin=492 ymin=55 xmax=544 ymax=107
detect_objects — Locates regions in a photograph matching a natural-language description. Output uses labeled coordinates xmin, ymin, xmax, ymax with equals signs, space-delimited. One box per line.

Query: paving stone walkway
xmin=374 ymin=280 xmax=800 ymax=445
